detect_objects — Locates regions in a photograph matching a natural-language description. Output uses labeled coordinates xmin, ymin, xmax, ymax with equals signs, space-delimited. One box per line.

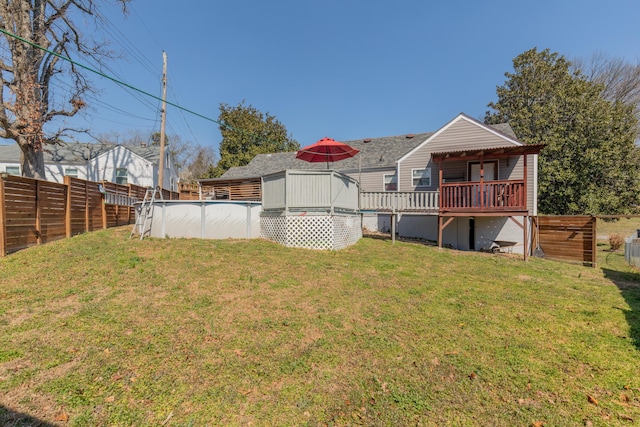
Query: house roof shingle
xmin=215 ymin=120 xmax=519 ymax=180
xmin=217 ymin=132 xmax=435 ymax=180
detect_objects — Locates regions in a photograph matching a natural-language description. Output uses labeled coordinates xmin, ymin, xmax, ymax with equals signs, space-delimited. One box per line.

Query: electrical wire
xmin=0 ymin=27 xmax=280 ymax=146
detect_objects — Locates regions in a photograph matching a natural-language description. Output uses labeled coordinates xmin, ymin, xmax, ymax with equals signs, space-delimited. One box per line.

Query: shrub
xmin=608 ymin=233 xmax=624 ymax=251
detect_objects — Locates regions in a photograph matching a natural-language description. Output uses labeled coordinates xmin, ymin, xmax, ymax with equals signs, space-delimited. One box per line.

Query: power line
xmin=0 ymin=27 xmax=217 ymax=124
xmin=0 ymin=27 xmax=285 ymax=147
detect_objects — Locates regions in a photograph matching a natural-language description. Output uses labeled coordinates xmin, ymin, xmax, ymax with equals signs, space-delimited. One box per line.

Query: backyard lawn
xmin=1 ymin=226 xmax=639 ymax=426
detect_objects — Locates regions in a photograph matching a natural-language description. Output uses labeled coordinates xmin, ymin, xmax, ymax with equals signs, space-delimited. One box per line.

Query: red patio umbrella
xmin=295 ymin=137 xmax=360 ymax=168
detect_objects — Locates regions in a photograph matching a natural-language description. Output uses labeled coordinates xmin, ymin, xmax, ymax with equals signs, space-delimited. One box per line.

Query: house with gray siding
xmin=206 ymin=113 xmax=543 ymax=255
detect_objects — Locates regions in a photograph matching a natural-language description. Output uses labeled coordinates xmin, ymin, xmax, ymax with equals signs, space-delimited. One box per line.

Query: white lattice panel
xmin=260 ymin=214 xmax=361 ymax=250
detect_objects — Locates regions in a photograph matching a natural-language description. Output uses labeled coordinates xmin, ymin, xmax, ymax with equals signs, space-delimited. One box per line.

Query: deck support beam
xmin=437 ymin=215 xmax=456 ymax=248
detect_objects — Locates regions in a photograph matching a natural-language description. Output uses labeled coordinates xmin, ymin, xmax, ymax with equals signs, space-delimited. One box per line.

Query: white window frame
xmin=64 ymin=167 xmax=78 ymax=178
xmin=115 ymin=168 xmax=128 ymax=185
xmin=5 ymin=166 xmax=20 ymax=175
xmin=383 ymin=174 xmax=397 ymax=191
xmin=411 ymin=168 xmax=431 ymax=187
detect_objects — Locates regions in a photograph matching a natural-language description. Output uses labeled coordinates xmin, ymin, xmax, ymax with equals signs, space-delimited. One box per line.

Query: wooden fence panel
xmin=0 ymin=174 xmax=141 ymax=256
xmin=86 ymin=182 xmax=103 ymax=232
xmin=3 ymin=176 xmax=38 ymax=254
xmin=101 ymin=182 xmax=131 ymax=227
xmin=128 ymin=184 xmax=147 ymax=223
xmin=67 ymin=177 xmax=89 ymax=236
xmin=535 ymin=215 xmax=596 ymax=267
xmin=38 ymin=180 xmax=68 ymax=244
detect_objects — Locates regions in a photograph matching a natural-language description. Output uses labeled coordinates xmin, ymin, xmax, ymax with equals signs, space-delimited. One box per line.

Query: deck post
xmin=523 ymin=153 xmax=528 ymax=211
xmin=523 ymin=215 xmax=528 ymax=262
xmin=391 ymin=211 xmax=396 ymax=244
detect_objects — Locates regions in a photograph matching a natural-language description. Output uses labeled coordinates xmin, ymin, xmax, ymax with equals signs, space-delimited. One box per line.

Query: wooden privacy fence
xmin=0 ymin=174 xmax=179 ymax=256
xmin=532 ymin=215 xmax=597 ymax=267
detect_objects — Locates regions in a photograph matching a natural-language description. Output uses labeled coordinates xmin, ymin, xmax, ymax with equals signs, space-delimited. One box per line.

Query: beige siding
xmin=396 ymin=116 xmax=537 ymax=214
xmin=344 ymin=168 xmax=395 ymax=192
xmin=398 ymin=118 xmax=521 ymax=191
xmin=508 ymin=154 xmax=538 ymax=215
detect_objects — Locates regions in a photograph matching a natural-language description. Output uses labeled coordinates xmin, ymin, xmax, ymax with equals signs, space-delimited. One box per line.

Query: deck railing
xmin=360 ymin=181 xmax=526 ymax=214
xmin=360 ymin=191 xmax=439 ymax=212
xmin=440 ymin=180 xmax=526 ymax=211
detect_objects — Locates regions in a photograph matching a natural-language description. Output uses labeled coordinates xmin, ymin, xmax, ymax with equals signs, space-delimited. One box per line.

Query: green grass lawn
xmin=1 ymin=227 xmax=639 ymax=426
xmin=597 ymin=217 xmax=640 ymax=239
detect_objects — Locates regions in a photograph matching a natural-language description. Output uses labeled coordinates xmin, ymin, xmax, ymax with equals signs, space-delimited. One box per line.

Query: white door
xmin=470 ymin=162 xmax=497 ymax=182
xmin=470 ymin=162 xmax=497 ymax=207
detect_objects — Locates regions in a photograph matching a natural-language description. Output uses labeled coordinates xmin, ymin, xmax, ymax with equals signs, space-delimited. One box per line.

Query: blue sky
xmin=32 ymin=1 xmax=640 ymax=155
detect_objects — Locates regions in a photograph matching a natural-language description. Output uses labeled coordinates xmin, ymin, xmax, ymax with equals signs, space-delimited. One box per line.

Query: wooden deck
xmin=440 ymin=180 xmax=526 ymax=215
xmin=360 ymin=180 xmax=527 ymax=215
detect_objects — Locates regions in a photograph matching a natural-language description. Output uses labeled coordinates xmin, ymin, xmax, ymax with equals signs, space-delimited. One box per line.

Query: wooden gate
xmin=532 ymin=216 xmax=596 ymax=267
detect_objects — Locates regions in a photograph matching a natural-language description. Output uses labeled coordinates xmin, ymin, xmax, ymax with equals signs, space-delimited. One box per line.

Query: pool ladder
xmin=130 ymin=187 xmax=163 ymax=240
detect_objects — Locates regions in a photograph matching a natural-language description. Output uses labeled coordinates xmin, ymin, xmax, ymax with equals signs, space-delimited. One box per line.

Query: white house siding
xmin=395 ymin=215 xmax=474 ymax=250
xmin=474 ymin=216 xmax=529 ymax=254
xmin=93 ymin=146 xmax=178 ymax=191
xmin=94 ymin=146 xmax=152 ymax=187
xmin=44 ymin=164 xmax=89 ymax=183
xmin=397 ymin=214 xmax=438 ymax=241
xmin=0 ymin=161 xmax=19 ymax=175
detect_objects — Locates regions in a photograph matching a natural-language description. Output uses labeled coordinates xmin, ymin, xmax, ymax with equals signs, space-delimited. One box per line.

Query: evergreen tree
xmin=209 ymin=101 xmax=299 ymax=177
xmin=486 ymin=48 xmax=640 ymax=215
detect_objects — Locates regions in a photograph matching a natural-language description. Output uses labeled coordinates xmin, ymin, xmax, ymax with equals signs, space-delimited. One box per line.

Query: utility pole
xmin=158 ymin=51 xmax=167 ymax=190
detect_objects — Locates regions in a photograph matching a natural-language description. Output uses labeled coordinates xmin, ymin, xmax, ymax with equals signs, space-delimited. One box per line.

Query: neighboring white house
xmin=0 ymin=142 xmax=178 ymax=191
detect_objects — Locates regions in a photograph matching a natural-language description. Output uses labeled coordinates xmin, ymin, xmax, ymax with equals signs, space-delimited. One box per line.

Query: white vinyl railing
xmin=360 ymin=191 xmax=439 ymax=213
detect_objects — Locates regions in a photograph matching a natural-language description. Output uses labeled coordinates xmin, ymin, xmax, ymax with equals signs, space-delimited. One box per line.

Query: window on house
xmin=5 ymin=166 xmax=20 ymax=175
xmin=115 ymin=168 xmax=128 ymax=185
xmin=383 ymin=174 xmax=397 ymax=191
xmin=64 ymin=168 xmax=78 ymax=178
xmin=412 ymin=168 xmax=431 ymax=187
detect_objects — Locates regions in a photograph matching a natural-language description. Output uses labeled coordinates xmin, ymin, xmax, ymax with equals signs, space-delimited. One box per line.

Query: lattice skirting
xmin=261 ymin=214 xmax=362 ymax=250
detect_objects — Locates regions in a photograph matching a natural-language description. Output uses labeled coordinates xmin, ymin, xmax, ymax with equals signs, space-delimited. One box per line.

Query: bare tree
xmin=180 ymin=145 xmax=216 ymax=182
xmin=0 ymin=0 xmax=128 ymax=179
xmin=574 ymin=52 xmax=640 ymax=112
xmin=97 ymin=129 xmax=208 ymax=179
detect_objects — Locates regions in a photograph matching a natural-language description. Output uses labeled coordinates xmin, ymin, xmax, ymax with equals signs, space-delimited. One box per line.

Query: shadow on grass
xmin=363 ymin=232 xmax=437 ymax=247
xmin=0 ymin=405 xmax=58 ymax=427
xmin=602 ymin=266 xmax=640 ymax=351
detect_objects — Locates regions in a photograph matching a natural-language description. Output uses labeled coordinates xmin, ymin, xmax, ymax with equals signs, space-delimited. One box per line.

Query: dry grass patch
xmin=0 ymin=227 xmax=639 ymax=426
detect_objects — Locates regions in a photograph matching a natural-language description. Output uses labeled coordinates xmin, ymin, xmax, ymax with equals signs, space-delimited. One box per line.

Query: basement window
xmin=64 ymin=168 xmax=78 ymax=178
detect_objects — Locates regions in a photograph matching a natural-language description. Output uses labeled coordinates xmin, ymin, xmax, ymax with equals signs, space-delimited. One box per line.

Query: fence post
xmin=0 ymin=173 xmax=6 ymax=257
xmin=591 ymin=216 xmax=597 ymax=269
xmin=35 ymin=179 xmax=42 ymax=245
xmin=64 ymin=176 xmax=72 ymax=238
xmin=127 ymin=184 xmax=134 ymax=225
xmin=84 ymin=180 xmax=90 ymax=232
xmin=101 ymin=181 xmax=107 ymax=230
